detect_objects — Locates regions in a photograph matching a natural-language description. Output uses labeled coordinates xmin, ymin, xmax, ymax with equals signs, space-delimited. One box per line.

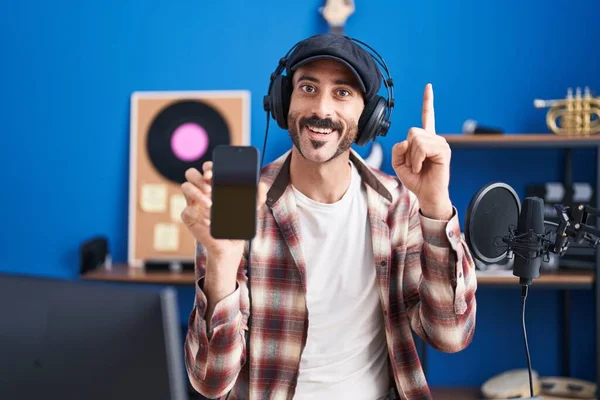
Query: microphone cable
xmin=520 ymin=284 xmax=534 ymax=398
xmin=494 ymin=227 xmax=551 ymax=399
xmin=517 ymin=223 xmax=561 ymax=398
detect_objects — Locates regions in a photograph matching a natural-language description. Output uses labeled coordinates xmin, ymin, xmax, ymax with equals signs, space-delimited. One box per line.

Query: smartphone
xmin=210 ymin=145 xmax=260 ymax=240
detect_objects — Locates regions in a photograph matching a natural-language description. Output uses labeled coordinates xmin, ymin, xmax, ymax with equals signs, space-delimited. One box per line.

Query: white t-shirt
xmin=292 ymin=162 xmax=390 ymax=400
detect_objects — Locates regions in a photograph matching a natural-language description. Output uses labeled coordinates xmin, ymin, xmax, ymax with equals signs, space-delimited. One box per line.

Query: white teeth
xmin=307 ymin=125 xmax=333 ymax=134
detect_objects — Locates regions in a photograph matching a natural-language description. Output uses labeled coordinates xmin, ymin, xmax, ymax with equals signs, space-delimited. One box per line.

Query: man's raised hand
xmin=391 ymin=83 xmax=453 ymax=219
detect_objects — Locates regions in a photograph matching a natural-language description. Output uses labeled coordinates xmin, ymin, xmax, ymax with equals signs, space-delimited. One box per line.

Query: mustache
xmin=300 ymin=116 xmax=343 ymax=132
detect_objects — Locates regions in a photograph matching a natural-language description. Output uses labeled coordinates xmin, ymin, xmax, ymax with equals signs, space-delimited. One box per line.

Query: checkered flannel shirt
xmin=185 ymin=149 xmax=477 ymax=400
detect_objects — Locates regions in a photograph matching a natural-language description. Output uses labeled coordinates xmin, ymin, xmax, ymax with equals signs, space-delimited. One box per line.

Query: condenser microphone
xmin=511 ymin=197 xmax=546 ymax=286
xmin=465 ymin=183 xmax=551 ymax=285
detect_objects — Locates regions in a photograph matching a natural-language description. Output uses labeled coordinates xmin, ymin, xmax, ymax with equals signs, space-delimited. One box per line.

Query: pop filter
xmin=465 ymin=182 xmax=521 ymax=264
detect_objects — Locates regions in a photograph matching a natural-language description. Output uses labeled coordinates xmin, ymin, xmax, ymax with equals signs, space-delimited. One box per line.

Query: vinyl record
xmin=146 ymin=100 xmax=230 ymax=183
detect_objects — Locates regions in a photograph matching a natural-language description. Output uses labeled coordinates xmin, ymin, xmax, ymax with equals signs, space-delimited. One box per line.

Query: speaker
xmin=79 ymin=236 xmax=110 ymax=274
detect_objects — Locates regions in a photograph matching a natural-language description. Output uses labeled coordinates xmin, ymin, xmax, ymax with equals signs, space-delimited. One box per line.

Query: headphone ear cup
xmin=357 ymin=96 xmax=387 ymax=146
xmin=270 ymin=75 xmax=292 ymax=130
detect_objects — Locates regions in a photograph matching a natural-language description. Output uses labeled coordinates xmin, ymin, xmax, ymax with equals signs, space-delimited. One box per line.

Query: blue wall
xmin=2 ymin=0 xmax=599 ymax=390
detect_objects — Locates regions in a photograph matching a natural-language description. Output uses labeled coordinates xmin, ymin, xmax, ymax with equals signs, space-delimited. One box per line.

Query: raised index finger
xmin=421 ymin=83 xmax=436 ymax=133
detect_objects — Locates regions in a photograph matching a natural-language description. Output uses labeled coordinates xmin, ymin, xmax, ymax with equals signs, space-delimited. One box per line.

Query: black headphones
xmin=262 ymin=35 xmax=395 ymax=148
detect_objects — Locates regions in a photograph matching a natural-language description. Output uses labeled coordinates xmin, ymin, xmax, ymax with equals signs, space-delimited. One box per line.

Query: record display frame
xmin=128 ymin=90 xmax=250 ymax=268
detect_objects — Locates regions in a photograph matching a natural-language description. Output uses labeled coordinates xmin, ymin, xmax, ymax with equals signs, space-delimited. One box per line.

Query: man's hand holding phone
xmin=181 ymin=160 xmax=267 ymax=318
xmin=181 ymin=160 xmax=268 ymax=255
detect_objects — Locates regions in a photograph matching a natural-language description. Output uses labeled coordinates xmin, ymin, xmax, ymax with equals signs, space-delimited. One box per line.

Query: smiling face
xmin=287 ymin=59 xmax=365 ymax=164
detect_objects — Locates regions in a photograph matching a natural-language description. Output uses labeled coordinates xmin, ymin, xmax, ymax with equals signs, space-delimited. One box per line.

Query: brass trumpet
xmin=534 ymin=87 xmax=600 ymax=136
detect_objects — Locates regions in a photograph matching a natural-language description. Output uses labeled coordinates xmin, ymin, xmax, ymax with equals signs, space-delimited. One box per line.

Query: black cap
xmin=286 ymin=34 xmax=382 ymax=101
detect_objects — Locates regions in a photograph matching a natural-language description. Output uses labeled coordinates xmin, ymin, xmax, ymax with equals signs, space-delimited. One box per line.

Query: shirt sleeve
xmin=402 ymin=192 xmax=478 ymax=353
xmin=184 ymin=241 xmax=249 ymax=399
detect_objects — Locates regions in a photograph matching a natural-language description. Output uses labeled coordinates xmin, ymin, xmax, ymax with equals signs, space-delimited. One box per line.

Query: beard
xmin=287 ymin=112 xmax=358 ymax=163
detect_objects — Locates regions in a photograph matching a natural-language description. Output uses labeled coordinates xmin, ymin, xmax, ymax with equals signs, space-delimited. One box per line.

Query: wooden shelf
xmin=430 ymin=387 xmax=480 ymax=400
xmin=440 ymin=133 xmax=600 ymax=148
xmin=81 ymin=264 xmax=595 ymax=288
xmin=476 ymin=269 xmax=595 ymax=289
xmin=81 ymin=264 xmax=195 ymax=285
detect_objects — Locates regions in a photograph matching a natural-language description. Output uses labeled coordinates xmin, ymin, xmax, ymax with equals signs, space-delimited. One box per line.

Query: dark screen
xmin=210 ymin=146 xmax=258 ymax=240
xmin=211 ymin=184 xmax=257 ymax=239
xmin=0 ymin=274 xmax=187 ymax=400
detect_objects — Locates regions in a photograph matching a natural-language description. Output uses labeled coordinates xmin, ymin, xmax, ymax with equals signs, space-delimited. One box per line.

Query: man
xmin=181 ymin=34 xmax=477 ymax=400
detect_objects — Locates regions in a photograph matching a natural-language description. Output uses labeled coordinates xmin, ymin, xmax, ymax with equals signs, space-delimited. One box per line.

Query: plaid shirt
xmin=185 ymin=149 xmax=477 ymax=400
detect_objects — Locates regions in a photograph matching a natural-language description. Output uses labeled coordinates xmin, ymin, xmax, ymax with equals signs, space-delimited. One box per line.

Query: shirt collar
xmin=265 ymin=148 xmax=393 ymax=208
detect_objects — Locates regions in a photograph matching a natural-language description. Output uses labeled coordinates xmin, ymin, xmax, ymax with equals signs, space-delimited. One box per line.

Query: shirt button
xmin=458 ymin=272 xmax=463 ymax=278
xmin=448 ymin=230 xmax=454 ymax=238
xmin=380 ymin=260 xmax=386 ymax=267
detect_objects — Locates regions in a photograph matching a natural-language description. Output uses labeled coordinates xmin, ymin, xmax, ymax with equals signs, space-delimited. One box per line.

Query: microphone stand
xmin=509 ymin=203 xmax=600 ymax=400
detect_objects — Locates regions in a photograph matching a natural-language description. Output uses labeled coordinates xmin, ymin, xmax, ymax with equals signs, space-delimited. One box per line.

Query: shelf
xmin=430 ymin=387 xmax=480 ymax=400
xmin=476 ymin=269 xmax=595 ymax=289
xmin=81 ymin=264 xmax=195 ymax=285
xmin=440 ymin=133 xmax=600 ymax=148
xmin=81 ymin=264 xmax=594 ymax=289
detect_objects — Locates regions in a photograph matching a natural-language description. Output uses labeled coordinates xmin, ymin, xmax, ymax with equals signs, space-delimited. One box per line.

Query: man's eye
xmin=301 ymin=85 xmax=315 ymax=93
xmin=338 ymin=89 xmax=350 ymax=97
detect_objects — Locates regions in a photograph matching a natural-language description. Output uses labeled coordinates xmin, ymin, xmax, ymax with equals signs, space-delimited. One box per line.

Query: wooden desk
xmin=81 ymin=263 xmax=595 ymax=289
xmin=81 ymin=263 xmax=195 ymax=285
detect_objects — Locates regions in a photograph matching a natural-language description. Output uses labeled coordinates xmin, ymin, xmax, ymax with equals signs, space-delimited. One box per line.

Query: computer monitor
xmin=0 ymin=272 xmax=190 ymax=400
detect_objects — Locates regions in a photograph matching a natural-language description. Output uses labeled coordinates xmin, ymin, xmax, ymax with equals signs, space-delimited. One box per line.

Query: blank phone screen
xmin=210 ymin=146 xmax=258 ymax=240
xmin=211 ymin=183 xmax=257 ymax=239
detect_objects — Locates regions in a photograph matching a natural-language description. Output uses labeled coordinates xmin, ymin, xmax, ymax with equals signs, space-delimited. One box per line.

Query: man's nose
xmin=312 ymin=93 xmax=335 ymax=119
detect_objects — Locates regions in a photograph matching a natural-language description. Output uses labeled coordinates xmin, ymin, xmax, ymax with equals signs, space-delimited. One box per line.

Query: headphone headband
xmin=344 ymin=36 xmax=395 ymax=122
